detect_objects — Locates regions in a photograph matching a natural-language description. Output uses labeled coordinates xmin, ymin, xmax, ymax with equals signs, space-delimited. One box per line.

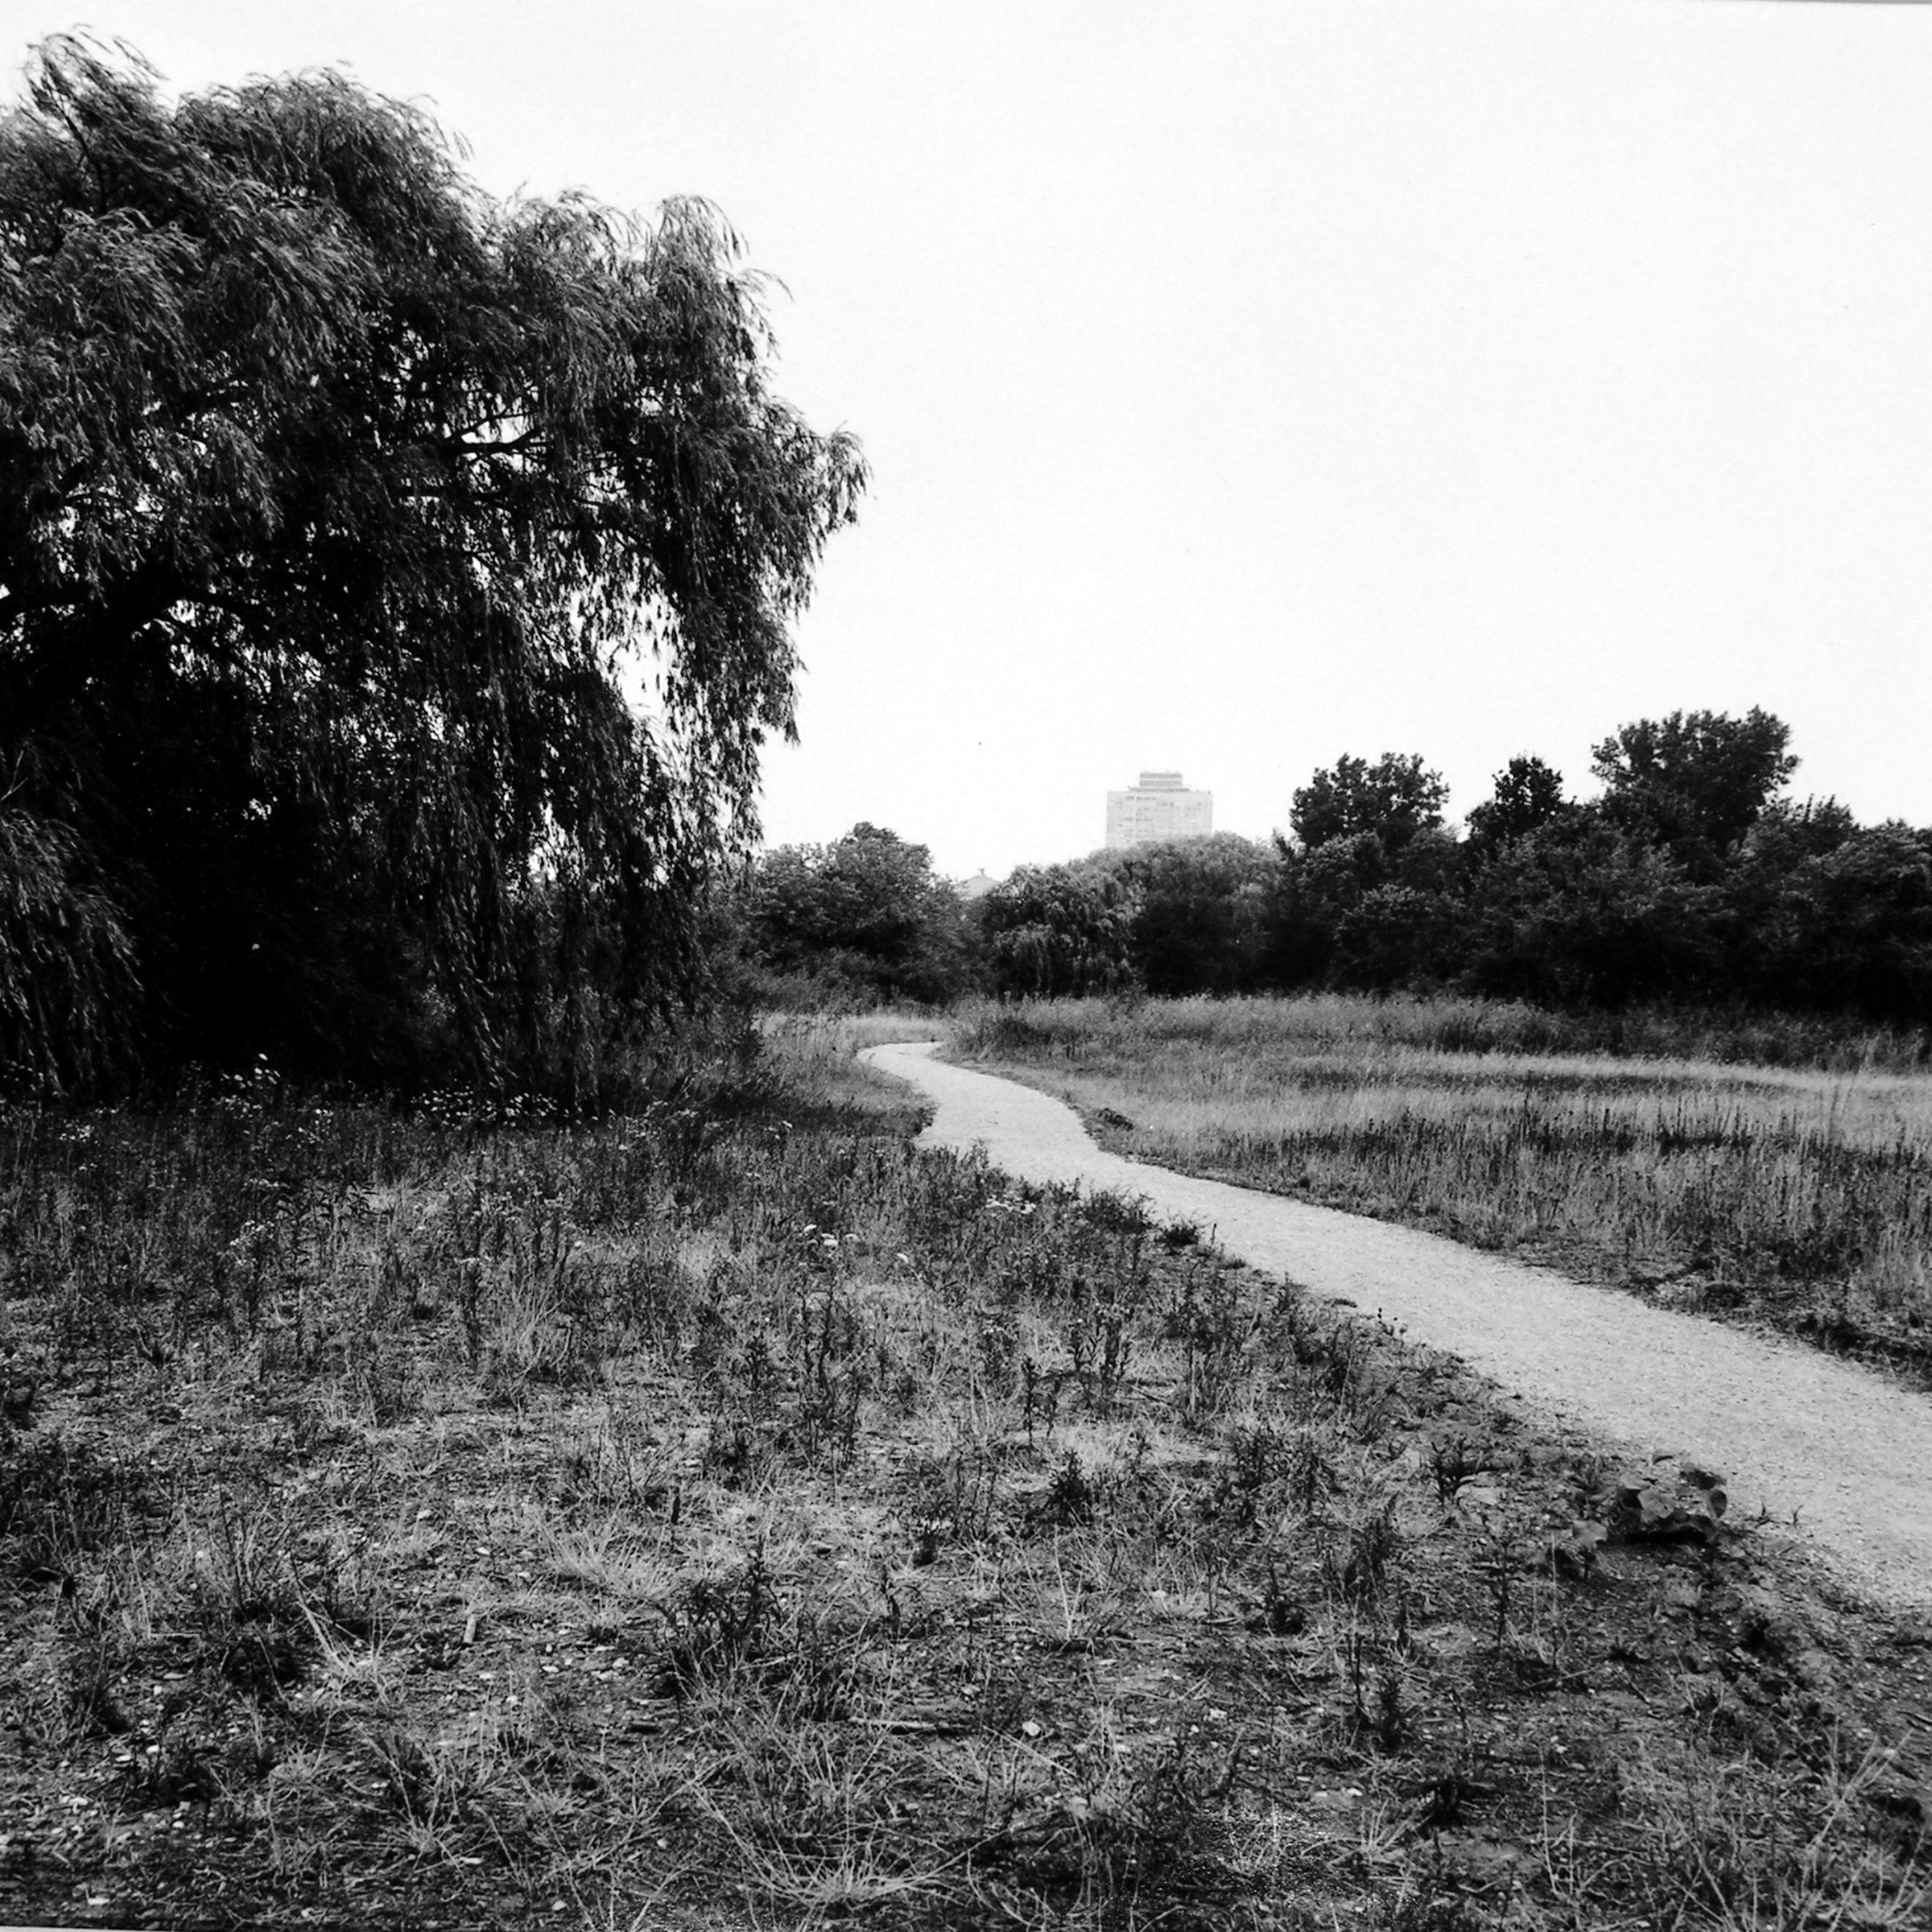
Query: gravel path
xmin=864 ymin=1041 xmax=1932 ymax=1616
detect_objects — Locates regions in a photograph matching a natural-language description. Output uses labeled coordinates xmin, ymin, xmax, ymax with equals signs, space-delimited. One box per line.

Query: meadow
xmin=953 ymin=995 xmax=1932 ymax=1385
xmin=0 ymin=1016 xmax=1927 ymax=1930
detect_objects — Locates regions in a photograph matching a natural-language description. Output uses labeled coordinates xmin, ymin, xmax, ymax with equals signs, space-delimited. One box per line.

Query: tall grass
xmin=955 ymin=995 xmax=1932 ymax=1377
xmin=961 ymin=990 xmax=1932 ymax=1075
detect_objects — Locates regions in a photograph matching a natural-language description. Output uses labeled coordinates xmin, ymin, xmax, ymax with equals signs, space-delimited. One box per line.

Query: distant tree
xmin=1296 ymin=832 xmax=1390 ymax=916
xmin=982 ymin=865 xmax=1136 ymax=997
xmin=1331 ymin=885 xmax=1451 ymax=990
xmin=1748 ymin=795 xmax=1859 ymax=861
xmin=1802 ymin=825 xmax=1932 ymax=1024
xmin=1265 ymin=832 xmax=1382 ymax=989
xmin=0 ymin=39 xmax=863 ymax=1094
xmin=1455 ymin=818 xmax=1717 ymax=1008
xmin=1270 ymin=815 xmax=1460 ymax=994
xmin=1108 ymin=834 xmax=1277 ymax=997
xmin=1465 ymin=756 xmax=1569 ymax=852
xmin=1591 ymin=709 xmax=1796 ymax=871
xmin=1290 ymin=753 xmax=1447 ymax=854
xmin=1711 ymin=798 xmax=1857 ymax=998
xmin=1719 ymin=821 xmax=1932 ymax=1026
xmin=1390 ymin=824 xmax=1463 ymax=895
xmin=746 ymin=825 xmax=973 ymax=1005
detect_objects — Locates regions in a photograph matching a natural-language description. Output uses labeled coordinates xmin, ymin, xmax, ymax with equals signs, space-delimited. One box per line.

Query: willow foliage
xmin=0 ymin=38 xmax=863 ymax=1094
xmin=0 ymin=806 xmax=139 ymax=1092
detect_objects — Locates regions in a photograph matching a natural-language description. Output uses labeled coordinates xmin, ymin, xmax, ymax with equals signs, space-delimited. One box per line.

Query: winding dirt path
xmin=864 ymin=1041 xmax=1932 ymax=1616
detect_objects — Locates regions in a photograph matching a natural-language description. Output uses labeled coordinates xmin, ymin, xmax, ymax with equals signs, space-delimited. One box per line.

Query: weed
xmin=1428 ymin=1435 xmax=1499 ymax=1511
xmin=1335 ymin=1498 xmax=1402 ymax=1608
xmin=1041 ymin=1451 xmax=1098 ymax=1530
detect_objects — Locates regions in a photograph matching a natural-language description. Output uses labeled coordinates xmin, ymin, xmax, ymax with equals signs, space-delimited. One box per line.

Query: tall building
xmin=1104 ymin=771 xmax=1213 ymax=849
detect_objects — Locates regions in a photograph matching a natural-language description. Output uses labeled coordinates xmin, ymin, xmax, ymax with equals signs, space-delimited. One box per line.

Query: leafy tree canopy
xmin=981 ymin=864 xmax=1136 ymax=999
xmin=745 ymin=824 xmax=971 ymax=1005
xmin=1290 ymin=753 xmax=1447 ymax=854
xmin=1102 ymin=833 xmax=1277 ymax=997
xmin=1457 ymin=818 xmax=1716 ymax=1009
xmin=1591 ymin=708 xmax=1796 ymax=866
xmin=0 ymin=37 xmax=863 ymax=1093
xmin=1465 ymin=755 xmax=1569 ymax=852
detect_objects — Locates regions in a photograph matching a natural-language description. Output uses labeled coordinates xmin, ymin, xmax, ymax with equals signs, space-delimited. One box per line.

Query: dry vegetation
xmin=954 ymin=995 xmax=1932 ymax=1385
xmin=1 ymin=1016 xmax=1928 ymax=1930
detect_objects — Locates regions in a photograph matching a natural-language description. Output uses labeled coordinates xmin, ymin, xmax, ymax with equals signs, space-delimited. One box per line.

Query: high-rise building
xmin=1104 ymin=771 xmax=1213 ymax=849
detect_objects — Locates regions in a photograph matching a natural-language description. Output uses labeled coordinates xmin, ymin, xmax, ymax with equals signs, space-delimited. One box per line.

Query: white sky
xmin=20 ymin=2 xmax=1932 ymax=877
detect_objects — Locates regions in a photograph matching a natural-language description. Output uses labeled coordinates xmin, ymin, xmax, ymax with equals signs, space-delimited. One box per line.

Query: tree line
xmin=739 ymin=709 xmax=1932 ymax=1033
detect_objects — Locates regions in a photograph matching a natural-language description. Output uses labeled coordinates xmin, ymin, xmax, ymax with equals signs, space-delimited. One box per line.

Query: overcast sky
xmin=19 ymin=2 xmax=1932 ymax=877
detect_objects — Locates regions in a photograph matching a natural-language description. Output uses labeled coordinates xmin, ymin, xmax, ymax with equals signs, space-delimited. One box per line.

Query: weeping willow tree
xmin=0 ymin=805 xmax=140 ymax=1094
xmin=0 ymin=37 xmax=863 ymax=1096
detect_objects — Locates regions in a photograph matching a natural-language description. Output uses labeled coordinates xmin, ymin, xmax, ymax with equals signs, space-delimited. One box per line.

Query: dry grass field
xmin=954 ymin=997 xmax=1932 ymax=1385
xmin=1 ymin=1015 xmax=1927 ymax=1929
